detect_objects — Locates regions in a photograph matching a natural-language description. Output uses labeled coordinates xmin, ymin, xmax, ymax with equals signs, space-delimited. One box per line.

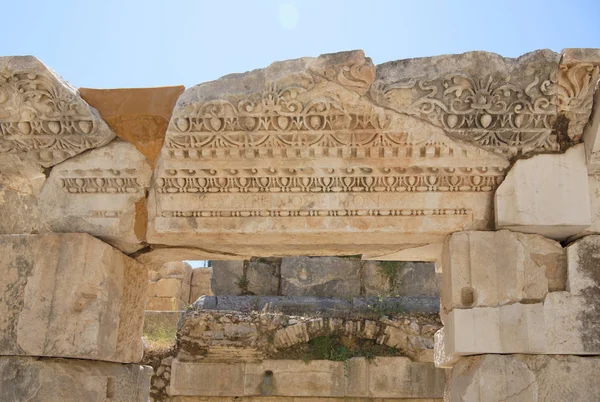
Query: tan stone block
xmin=0 ymin=56 xmax=115 ymax=168
xmin=244 ymin=360 xmax=345 ymax=397
xmin=434 ymin=329 xmax=459 ymax=369
xmin=367 ymin=357 xmax=444 ymax=398
xmin=449 ymin=354 xmax=600 ymax=402
xmin=190 ymin=267 xmax=213 ymax=302
xmin=0 ymin=233 xmax=146 ymax=363
xmin=281 ymin=256 xmax=361 ymax=297
xmin=146 ymin=297 xmax=187 ymax=311
xmin=0 ymin=356 xmax=152 ymax=402
xmin=155 ymin=277 xmax=191 ymax=301
xmin=170 ymin=360 xmax=245 ymax=396
xmin=159 ymin=261 xmax=193 ymax=283
xmin=79 ymin=86 xmax=185 ymax=167
xmin=147 ymin=281 xmax=157 ymax=298
xmin=583 ymin=87 xmax=600 ymax=173
xmin=442 ymin=231 xmax=565 ymax=311
xmin=0 ymin=155 xmax=45 ymax=234
xmin=495 ymin=144 xmax=591 ymax=240
xmin=38 ymin=141 xmax=152 ymax=253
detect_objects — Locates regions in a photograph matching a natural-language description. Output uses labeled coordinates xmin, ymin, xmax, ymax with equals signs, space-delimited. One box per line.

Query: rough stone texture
xmin=559 ymin=48 xmax=600 ymax=142
xmin=147 ymin=49 xmax=510 ymax=256
xmin=0 ymin=154 xmax=45 ymax=234
xmin=583 ymin=87 xmax=600 ymax=173
xmin=143 ymin=310 xmax=182 ymax=337
xmin=449 ymin=354 xmax=600 ymax=402
xmin=79 ymin=86 xmax=185 ymax=167
xmin=495 ymin=144 xmax=591 ymax=240
xmin=211 ymin=260 xmax=245 ymax=295
xmin=176 ymin=309 xmax=440 ymax=363
xmin=363 ymin=261 xmax=440 ymax=297
xmin=246 ymin=258 xmax=280 ymax=296
xmin=0 ymin=233 xmax=146 ymax=363
xmin=441 ymin=231 xmax=566 ymax=312
xmin=39 ymin=140 xmax=152 ymax=253
xmin=189 ymin=267 xmax=213 ymax=302
xmin=0 ymin=56 xmax=115 ymax=167
xmin=0 ymin=356 xmax=152 ymax=402
xmin=281 ymin=256 xmax=361 ymax=297
xmin=158 ymin=261 xmax=194 ymax=284
xmin=170 ymin=358 xmax=444 ymax=398
xmin=373 ymin=50 xmax=561 ymax=157
xmin=170 ymin=398 xmax=441 ymax=402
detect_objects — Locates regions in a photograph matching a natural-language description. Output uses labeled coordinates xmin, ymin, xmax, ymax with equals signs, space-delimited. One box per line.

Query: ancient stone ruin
xmin=1 ymin=48 xmax=600 ymax=401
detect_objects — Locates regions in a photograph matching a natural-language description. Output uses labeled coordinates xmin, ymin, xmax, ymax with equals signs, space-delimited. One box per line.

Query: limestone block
xmin=170 ymin=358 xmax=444 ymax=398
xmin=281 ymin=256 xmax=361 ymax=297
xmin=0 ymin=56 xmax=115 ymax=167
xmin=441 ymin=231 xmax=566 ymax=312
xmin=363 ymin=261 xmax=440 ymax=297
xmin=190 ymin=267 xmax=213 ymax=302
xmin=147 ymin=50 xmax=509 ymax=256
xmin=449 ymin=354 xmax=600 ymax=402
xmin=79 ymin=86 xmax=185 ymax=167
xmin=0 ymin=233 xmax=146 ymax=363
xmin=0 ymin=356 xmax=152 ymax=402
xmin=0 ymin=155 xmax=45 ymax=234
xmin=211 ymin=260 xmax=245 ymax=295
xmin=146 ymin=297 xmax=188 ymax=311
xmin=243 ymin=360 xmax=346 ymax=397
xmin=583 ymin=87 xmax=600 ymax=173
xmin=559 ymin=48 xmax=600 ymax=141
xmin=170 ymin=361 xmax=246 ymax=396
xmin=367 ymin=357 xmax=444 ymax=398
xmin=434 ymin=329 xmax=459 ymax=369
xmin=495 ymin=144 xmax=591 ymax=240
xmin=373 ymin=49 xmax=560 ymax=156
xmin=155 ymin=277 xmax=191 ymax=301
xmin=159 ymin=261 xmax=194 ymax=284
xmin=39 ymin=141 xmax=152 ymax=253
xmin=246 ymin=258 xmax=280 ymax=296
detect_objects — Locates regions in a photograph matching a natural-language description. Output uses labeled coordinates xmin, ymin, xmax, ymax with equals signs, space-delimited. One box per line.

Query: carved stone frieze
xmin=558 ymin=49 xmax=600 ymax=141
xmin=0 ymin=56 xmax=115 ymax=167
xmin=149 ymin=50 xmax=510 ymax=255
xmin=371 ymin=50 xmax=561 ymax=156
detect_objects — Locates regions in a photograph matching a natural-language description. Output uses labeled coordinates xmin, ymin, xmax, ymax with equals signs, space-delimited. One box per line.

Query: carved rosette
xmin=0 ymin=56 xmax=115 ymax=167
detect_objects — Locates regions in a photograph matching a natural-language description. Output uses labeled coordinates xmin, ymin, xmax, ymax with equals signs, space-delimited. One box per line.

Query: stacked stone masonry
xmin=2 ymin=48 xmax=600 ymax=400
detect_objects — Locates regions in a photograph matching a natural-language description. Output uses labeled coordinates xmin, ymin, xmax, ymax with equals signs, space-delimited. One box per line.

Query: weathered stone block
xmin=158 ymin=261 xmax=193 ymax=284
xmin=281 ymin=256 xmax=361 ymax=297
xmin=441 ymin=231 xmax=566 ymax=312
xmin=0 ymin=356 xmax=152 ymax=402
xmin=190 ymin=267 xmax=213 ymax=303
xmin=0 ymin=155 xmax=45 ymax=235
xmin=246 ymin=258 xmax=280 ymax=296
xmin=39 ymin=141 xmax=152 ymax=253
xmin=211 ymin=260 xmax=245 ymax=295
xmin=79 ymin=86 xmax=185 ymax=167
xmin=495 ymin=144 xmax=591 ymax=240
xmin=155 ymin=277 xmax=191 ymax=301
xmin=367 ymin=357 xmax=444 ymax=398
xmin=363 ymin=261 xmax=440 ymax=297
xmin=0 ymin=233 xmax=146 ymax=362
xmin=0 ymin=56 xmax=115 ymax=167
xmin=170 ymin=360 xmax=246 ymax=396
xmin=449 ymin=354 xmax=600 ymax=402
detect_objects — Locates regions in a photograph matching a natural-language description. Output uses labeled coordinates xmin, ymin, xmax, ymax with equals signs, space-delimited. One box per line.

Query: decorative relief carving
xmin=557 ymin=63 xmax=600 ymax=140
xmin=0 ymin=56 xmax=114 ymax=166
xmin=372 ymin=73 xmax=558 ymax=154
xmin=58 ymin=169 xmax=143 ymax=194
xmin=156 ymin=167 xmax=503 ymax=194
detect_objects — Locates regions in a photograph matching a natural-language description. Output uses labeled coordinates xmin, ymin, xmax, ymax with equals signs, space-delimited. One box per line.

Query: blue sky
xmin=1 ymin=0 xmax=599 ymax=89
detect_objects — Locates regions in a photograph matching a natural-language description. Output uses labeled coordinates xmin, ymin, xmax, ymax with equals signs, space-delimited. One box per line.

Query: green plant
xmin=235 ymin=275 xmax=250 ymax=292
xmin=378 ymin=261 xmax=408 ymax=291
xmin=142 ymin=324 xmax=177 ymax=353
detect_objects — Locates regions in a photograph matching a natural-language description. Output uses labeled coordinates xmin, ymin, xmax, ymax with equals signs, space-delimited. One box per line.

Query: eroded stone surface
xmin=449 ymin=354 xmax=600 ymax=402
xmin=441 ymin=230 xmax=566 ymax=312
xmin=281 ymin=256 xmax=361 ymax=297
xmin=148 ymin=49 xmax=509 ymax=255
xmin=372 ymin=50 xmax=561 ymax=156
xmin=0 ymin=56 xmax=115 ymax=167
xmin=39 ymin=140 xmax=152 ymax=253
xmin=170 ymin=357 xmax=444 ymax=398
xmin=558 ymin=48 xmax=600 ymax=141
xmin=495 ymin=144 xmax=591 ymax=239
xmin=79 ymin=86 xmax=185 ymax=167
xmin=190 ymin=267 xmax=213 ymax=302
xmin=0 ymin=356 xmax=152 ymax=402
xmin=0 ymin=233 xmax=146 ymax=362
